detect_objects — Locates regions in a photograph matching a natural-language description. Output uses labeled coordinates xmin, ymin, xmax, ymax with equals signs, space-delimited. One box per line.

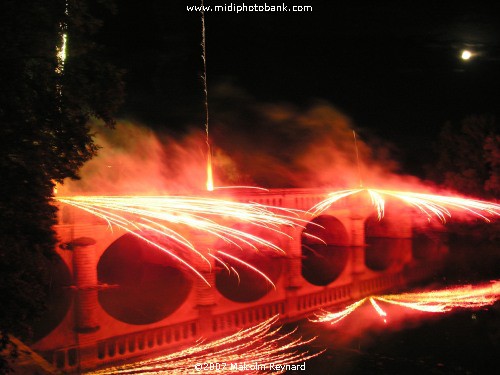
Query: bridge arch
xmin=97 ymin=231 xmax=193 ymax=325
xmin=301 ymin=215 xmax=350 ymax=286
xmin=213 ymin=224 xmax=284 ymax=303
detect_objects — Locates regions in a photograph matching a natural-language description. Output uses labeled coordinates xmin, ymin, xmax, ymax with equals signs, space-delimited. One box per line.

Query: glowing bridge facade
xmin=34 ymin=189 xmax=447 ymax=372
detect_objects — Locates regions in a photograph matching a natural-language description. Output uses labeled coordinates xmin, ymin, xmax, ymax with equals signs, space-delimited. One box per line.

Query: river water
xmin=291 ymin=234 xmax=499 ymax=374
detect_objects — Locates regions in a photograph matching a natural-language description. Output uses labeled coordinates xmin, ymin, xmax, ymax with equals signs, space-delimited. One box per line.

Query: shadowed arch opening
xmin=364 ymin=215 xmax=407 ymax=271
xmin=98 ymin=232 xmax=192 ymax=325
xmin=301 ymin=215 xmax=349 ymax=286
xmin=214 ymin=225 xmax=283 ymax=302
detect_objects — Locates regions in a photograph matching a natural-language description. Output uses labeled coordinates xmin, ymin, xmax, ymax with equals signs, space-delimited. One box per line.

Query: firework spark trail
xmin=378 ymin=281 xmax=500 ymax=312
xmin=86 ymin=316 xmax=323 ymax=375
xmin=311 ymin=281 xmax=500 ymax=325
xmin=217 ymin=250 xmax=277 ymax=289
xmin=367 ymin=189 xmax=385 ymax=220
xmin=199 ymin=0 xmax=214 ymax=192
xmin=309 ymin=189 xmax=363 ymax=215
xmin=311 ymin=188 xmax=500 ymax=223
xmin=55 ymin=32 xmax=67 ymax=74
xmin=55 ymin=0 xmax=68 ymax=75
xmin=56 ymin=195 xmax=308 ymax=285
xmin=369 ymin=297 xmax=387 ymax=323
xmin=313 ymin=298 xmax=368 ymax=325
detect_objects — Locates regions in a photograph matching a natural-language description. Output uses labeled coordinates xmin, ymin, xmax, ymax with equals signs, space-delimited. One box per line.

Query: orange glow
xmin=52 ymin=182 xmax=59 ymax=196
xmin=311 ymin=281 xmax=500 ymax=325
xmin=56 ymin=195 xmax=307 ymax=286
xmin=206 ymin=150 xmax=214 ymax=191
xmin=311 ymin=188 xmax=500 ymax=223
xmin=213 ymin=186 xmax=270 ymax=192
xmin=87 ymin=315 xmax=322 ymax=374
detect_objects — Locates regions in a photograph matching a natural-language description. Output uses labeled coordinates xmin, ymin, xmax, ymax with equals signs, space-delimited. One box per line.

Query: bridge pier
xmin=194 ymin=259 xmax=216 ymax=307
xmin=69 ymin=237 xmax=100 ymax=334
xmin=350 ymin=214 xmax=367 ymax=299
xmin=284 ymin=227 xmax=303 ymax=317
xmin=285 ymin=227 xmax=303 ymax=289
xmin=192 ymin=236 xmax=217 ymax=336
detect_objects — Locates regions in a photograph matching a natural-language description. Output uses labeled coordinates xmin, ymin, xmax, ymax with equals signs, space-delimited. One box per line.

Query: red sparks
xmin=311 ymin=281 xmax=500 ymax=325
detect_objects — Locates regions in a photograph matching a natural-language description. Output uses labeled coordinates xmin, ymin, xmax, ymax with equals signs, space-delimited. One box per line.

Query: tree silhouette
xmin=429 ymin=115 xmax=499 ymax=198
xmin=0 ymin=1 xmax=123 ymax=372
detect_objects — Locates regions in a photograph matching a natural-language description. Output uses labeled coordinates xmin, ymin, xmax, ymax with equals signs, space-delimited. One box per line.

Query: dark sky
xmin=98 ymin=0 xmax=500 ymax=175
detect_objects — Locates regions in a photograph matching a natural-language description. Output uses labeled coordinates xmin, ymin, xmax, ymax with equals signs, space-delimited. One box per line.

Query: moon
xmin=461 ymin=50 xmax=472 ymax=60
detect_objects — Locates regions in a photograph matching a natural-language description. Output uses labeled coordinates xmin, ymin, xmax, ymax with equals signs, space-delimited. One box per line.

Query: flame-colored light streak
xmin=314 ymin=298 xmax=368 ymax=325
xmin=206 ymin=149 xmax=214 ymax=191
xmin=302 ymin=232 xmax=327 ymax=245
xmin=56 ymin=1 xmax=69 ymax=75
xmin=311 ymin=188 xmax=500 ymax=223
xmin=378 ymin=281 xmax=500 ymax=312
xmin=367 ymin=189 xmax=385 ymax=220
xmin=369 ymin=297 xmax=387 ymax=323
xmin=55 ymin=32 xmax=67 ymax=74
xmin=310 ymin=189 xmax=363 ymax=215
xmin=208 ymin=253 xmax=242 ymax=285
xmin=56 ymin=195 xmax=307 ymax=285
xmin=86 ymin=316 xmax=323 ymax=375
xmin=311 ymin=281 xmax=500 ymax=325
xmin=217 ymin=251 xmax=277 ymax=289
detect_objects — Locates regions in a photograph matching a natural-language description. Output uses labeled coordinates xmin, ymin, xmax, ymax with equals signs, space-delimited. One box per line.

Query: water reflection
xmin=301 ymin=215 xmax=350 ymax=286
xmin=97 ymin=233 xmax=192 ymax=325
xmin=365 ymin=238 xmax=408 ymax=271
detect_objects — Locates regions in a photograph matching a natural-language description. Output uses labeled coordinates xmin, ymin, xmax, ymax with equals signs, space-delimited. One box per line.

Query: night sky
xmin=98 ymin=0 xmax=500 ymax=175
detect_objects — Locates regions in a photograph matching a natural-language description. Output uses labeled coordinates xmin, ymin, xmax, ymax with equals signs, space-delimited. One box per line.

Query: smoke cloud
xmin=58 ymin=84 xmax=434 ymax=195
xmin=209 ymin=83 xmax=401 ymax=189
xmin=58 ymin=121 xmax=211 ymax=195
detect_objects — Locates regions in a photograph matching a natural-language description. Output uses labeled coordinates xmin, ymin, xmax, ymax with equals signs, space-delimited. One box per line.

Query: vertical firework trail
xmin=55 ymin=0 xmax=68 ymax=113
xmin=55 ymin=1 xmax=68 ymax=75
xmin=200 ymin=0 xmax=214 ymax=191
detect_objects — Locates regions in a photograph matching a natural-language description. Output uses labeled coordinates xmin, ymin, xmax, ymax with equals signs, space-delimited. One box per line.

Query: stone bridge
xmin=33 ymin=188 xmax=448 ymax=373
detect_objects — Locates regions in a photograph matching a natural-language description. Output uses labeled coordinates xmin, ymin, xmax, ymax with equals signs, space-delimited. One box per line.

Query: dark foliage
xmin=427 ymin=115 xmax=499 ymax=198
xmin=0 ymin=0 xmax=123 ymax=372
xmin=426 ymin=115 xmax=499 ymax=240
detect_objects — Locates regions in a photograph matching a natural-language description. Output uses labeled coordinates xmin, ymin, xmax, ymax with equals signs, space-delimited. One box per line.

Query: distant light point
xmin=461 ymin=50 xmax=472 ymax=60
